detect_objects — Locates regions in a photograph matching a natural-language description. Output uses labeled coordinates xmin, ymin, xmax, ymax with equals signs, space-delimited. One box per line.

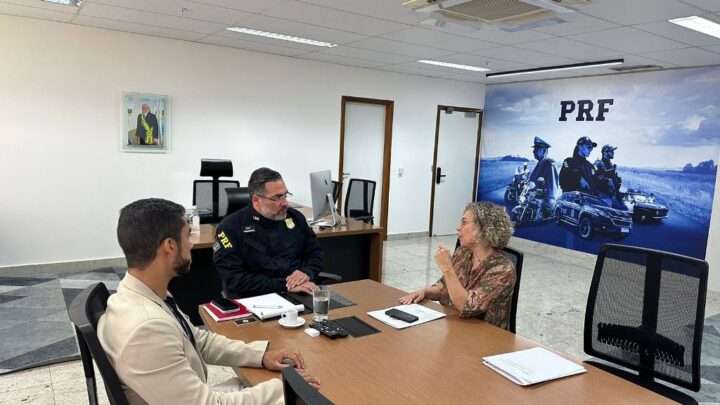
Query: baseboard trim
xmin=386 ymin=231 xmax=429 ymax=241
xmin=0 ymin=257 xmax=127 ymax=277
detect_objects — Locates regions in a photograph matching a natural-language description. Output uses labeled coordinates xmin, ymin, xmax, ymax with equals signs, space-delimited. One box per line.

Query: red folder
xmin=202 ymin=300 xmax=253 ymax=322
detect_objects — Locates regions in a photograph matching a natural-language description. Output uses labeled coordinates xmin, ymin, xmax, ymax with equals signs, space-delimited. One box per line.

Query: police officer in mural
xmin=559 ymin=136 xmax=598 ymax=194
xmin=528 ymin=136 xmax=559 ymax=219
xmin=594 ymin=144 xmax=623 ymax=207
xmin=214 ymin=167 xmax=324 ymax=298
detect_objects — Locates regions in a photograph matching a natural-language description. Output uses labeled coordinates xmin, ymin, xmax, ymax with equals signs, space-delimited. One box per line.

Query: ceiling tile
xmin=580 ymin=0 xmax=706 ymax=25
xmin=462 ymin=24 xmax=555 ymax=45
xmin=376 ymin=64 xmax=454 ymax=78
xmin=90 ymin=0 xmax=253 ymax=25
xmin=219 ymin=14 xmax=368 ymax=45
xmin=298 ymin=0 xmax=428 ymax=24
xmin=443 ymin=73 xmax=488 ymax=83
xmin=187 ymin=0 xmax=291 ymax=14
xmin=514 ymin=36 xmax=620 ymax=60
xmin=79 ymin=3 xmax=227 ymax=34
xmin=533 ymin=12 xmax=619 ymax=36
xmin=621 ymin=53 xmax=679 ymax=67
xmin=262 ymin=1 xmax=408 ymax=36
xmin=318 ymin=46 xmax=415 ymax=64
xmin=73 ymin=15 xmax=207 ymax=41
xmin=200 ymin=34 xmax=309 ymax=56
xmin=471 ymin=46 xmax=578 ymax=66
xmin=679 ymin=0 xmax=720 ymax=12
xmin=296 ymin=52 xmax=386 ymax=68
xmin=0 ymin=2 xmax=75 ymax=22
xmin=640 ymin=47 xmax=720 ymax=66
xmin=634 ymin=20 xmax=720 ymax=47
xmin=346 ymin=37 xmax=454 ymax=59
xmin=567 ymin=27 xmax=688 ymax=54
xmin=380 ymin=27 xmax=496 ymax=53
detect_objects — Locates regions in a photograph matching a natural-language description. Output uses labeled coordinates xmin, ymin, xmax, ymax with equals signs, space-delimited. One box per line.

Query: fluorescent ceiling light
xmin=669 ymin=16 xmax=720 ymax=39
xmin=486 ymin=59 xmax=623 ymax=78
xmin=418 ymin=60 xmax=491 ymax=72
xmin=42 ymin=0 xmax=80 ymax=5
xmin=225 ymin=27 xmax=337 ymax=48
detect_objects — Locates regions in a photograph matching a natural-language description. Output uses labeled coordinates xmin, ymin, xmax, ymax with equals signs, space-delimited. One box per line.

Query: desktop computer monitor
xmin=310 ymin=170 xmax=339 ymax=225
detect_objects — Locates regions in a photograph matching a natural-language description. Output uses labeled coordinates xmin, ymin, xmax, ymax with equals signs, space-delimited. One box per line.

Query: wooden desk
xmin=202 ymin=280 xmax=674 ymax=404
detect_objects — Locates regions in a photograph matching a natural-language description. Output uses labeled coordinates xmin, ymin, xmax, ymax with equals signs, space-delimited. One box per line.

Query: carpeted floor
xmin=0 ymin=267 xmax=124 ymax=375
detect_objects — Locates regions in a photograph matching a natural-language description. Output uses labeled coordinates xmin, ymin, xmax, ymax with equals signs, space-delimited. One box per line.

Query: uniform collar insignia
xmin=285 ymin=218 xmax=295 ymax=229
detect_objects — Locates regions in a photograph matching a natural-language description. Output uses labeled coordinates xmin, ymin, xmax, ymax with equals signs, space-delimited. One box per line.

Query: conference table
xmin=201 ymin=280 xmax=674 ymax=404
xmin=173 ymin=208 xmax=384 ymax=325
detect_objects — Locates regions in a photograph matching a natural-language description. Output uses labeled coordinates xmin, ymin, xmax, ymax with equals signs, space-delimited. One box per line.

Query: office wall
xmin=0 ymin=15 xmax=484 ymax=268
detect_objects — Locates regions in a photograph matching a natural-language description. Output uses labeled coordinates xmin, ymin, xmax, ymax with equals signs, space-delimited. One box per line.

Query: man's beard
xmin=173 ymin=253 xmax=191 ymax=276
xmin=260 ymin=206 xmax=287 ymax=221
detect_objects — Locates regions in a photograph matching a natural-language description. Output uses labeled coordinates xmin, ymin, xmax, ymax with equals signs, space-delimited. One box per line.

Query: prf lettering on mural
xmin=559 ymin=99 xmax=614 ymax=121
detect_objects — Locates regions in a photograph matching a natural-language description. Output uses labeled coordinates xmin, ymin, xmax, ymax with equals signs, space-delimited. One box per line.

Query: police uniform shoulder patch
xmin=217 ymin=231 xmax=233 ymax=249
xmin=213 ymin=241 xmax=221 ymax=252
xmin=285 ymin=218 xmax=295 ymax=229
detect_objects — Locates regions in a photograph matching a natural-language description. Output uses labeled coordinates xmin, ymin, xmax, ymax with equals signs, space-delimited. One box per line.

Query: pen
xmin=253 ymin=305 xmax=283 ymax=309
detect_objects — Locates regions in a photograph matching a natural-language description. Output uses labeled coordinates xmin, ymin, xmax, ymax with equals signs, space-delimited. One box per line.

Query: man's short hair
xmin=117 ymin=198 xmax=186 ymax=269
xmin=248 ymin=167 xmax=283 ymax=197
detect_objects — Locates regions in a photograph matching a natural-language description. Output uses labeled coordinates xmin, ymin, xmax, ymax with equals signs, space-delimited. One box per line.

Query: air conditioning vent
xmin=405 ymin=0 xmax=589 ymax=24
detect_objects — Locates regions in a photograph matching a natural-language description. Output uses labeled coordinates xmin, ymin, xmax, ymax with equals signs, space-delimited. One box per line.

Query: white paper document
xmin=237 ymin=293 xmax=305 ymax=320
xmin=367 ymin=304 xmax=446 ymax=329
xmin=483 ymin=347 xmax=586 ymax=386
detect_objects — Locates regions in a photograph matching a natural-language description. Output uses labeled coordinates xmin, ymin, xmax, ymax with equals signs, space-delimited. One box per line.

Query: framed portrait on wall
xmin=121 ymin=92 xmax=169 ymax=153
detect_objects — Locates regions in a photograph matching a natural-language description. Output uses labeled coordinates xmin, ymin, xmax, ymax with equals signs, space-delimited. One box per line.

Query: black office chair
xmin=193 ymin=159 xmax=238 ymax=224
xmin=281 ymin=367 xmax=334 ymax=405
xmin=331 ymin=180 xmax=341 ymax=204
xmin=68 ymin=282 xmax=129 ymax=405
xmin=344 ymin=178 xmax=375 ymax=224
xmin=225 ymin=187 xmax=250 ymax=217
xmin=454 ymin=239 xmax=523 ymax=333
xmin=584 ymin=244 xmax=708 ymax=405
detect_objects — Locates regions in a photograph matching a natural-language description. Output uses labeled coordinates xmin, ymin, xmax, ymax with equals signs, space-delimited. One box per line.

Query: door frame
xmin=428 ymin=105 xmax=483 ymax=236
xmin=338 ymin=96 xmax=394 ymax=239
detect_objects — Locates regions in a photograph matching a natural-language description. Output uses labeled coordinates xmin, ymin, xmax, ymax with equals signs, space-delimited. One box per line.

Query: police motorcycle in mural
xmin=509 ymin=177 xmax=555 ymax=226
xmin=504 ymin=163 xmax=529 ymax=206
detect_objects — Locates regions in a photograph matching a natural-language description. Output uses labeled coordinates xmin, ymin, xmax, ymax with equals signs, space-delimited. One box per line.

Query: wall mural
xmin=477 ymin=67 xmax=720 ymax=259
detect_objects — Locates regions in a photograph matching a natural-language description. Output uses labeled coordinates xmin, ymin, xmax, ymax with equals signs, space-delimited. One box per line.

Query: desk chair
xmin=331 ymin=180 xmax=341 ymax=204
xmin=193 ymin=159 xmax=237 ymax=224
xmin=454 ymin=239 xmax=523 ymax=333
xmin=225 ymin=187 xmax=250 ymax=217
xmin=281 ymin=367 xmax=334 ymax=405
xmin=584 ymin=244 xmax=707 ymax=405
xmin=68 ymin=282 xmax=129 ymax=405
xmin=344 ymin=178 xmax=375 ymax=224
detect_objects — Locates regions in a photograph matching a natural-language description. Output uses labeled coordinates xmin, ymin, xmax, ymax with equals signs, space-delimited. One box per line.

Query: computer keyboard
xmin=310 ymin=320 xmax=349 ymax=339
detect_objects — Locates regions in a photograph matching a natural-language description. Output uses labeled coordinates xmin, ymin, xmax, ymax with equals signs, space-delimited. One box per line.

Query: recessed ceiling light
xmin=669 ymin=16 xmax=720 ymax=40
xmin=486 ymin=59 xmax=623 ymax=78
xmin=226 ymin=27 xmax=337 ymax=48
xmin=417 ymin=60 xmax=491 ymax=72
xmin=42 ymin=0 xmax=81 ymax=5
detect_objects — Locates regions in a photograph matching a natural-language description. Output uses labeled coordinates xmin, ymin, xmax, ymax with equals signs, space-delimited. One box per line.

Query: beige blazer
xmin=97 ymin=273 xmax=283 ymax=405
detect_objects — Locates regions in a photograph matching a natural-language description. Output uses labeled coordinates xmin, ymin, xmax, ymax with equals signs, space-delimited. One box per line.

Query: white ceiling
xmin=3 ymin=0 xmax=720 ymax=83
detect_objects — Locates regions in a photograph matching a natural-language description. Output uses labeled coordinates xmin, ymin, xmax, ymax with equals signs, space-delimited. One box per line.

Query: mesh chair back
xmin=584 ymin=244 xmax=708 ymax=391
xmin=193 ymin=180 xmax=240 ymax=219
xmin=68 ymin=282 xmax=129 ymax=405
xmin=225 ymin=187 xmax=250 ymax=216
xmin=331 ymin=181 xmax=341 ymax=204
xmin=344 ymin=178 xmax=376 ymax=224
xmin=282 ymin=367 xmax=334 ymax=405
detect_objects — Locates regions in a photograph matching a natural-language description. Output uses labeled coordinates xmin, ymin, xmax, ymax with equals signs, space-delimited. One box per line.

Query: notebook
xmin=483 ymin=347 xmax=587 ymax=386
xmin=202 ymin=300 xmax=253 ymax=322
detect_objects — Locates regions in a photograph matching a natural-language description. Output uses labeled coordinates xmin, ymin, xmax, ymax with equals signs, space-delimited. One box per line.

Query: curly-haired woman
xmin=399 ymin=202 xmax=516 ymax=329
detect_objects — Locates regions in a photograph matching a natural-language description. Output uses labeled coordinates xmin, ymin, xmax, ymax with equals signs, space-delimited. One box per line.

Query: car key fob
xmin=385 ymin=308 xmax=419 ymax=323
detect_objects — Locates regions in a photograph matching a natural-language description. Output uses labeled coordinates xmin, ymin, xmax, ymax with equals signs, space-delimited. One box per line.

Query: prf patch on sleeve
xmin=217 ymin=231 xmax=233 ymax=249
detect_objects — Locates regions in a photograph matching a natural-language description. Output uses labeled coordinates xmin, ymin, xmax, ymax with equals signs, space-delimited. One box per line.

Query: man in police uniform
xmin=594 ymin=144 xmax=623 ymax=206
xmin=559 ymin=136 xmax=598 ymax=194
xmin=528 ymin=136 xmax=559 ymax=219
xmin=214 ymin=167 xmax=323 ymax=298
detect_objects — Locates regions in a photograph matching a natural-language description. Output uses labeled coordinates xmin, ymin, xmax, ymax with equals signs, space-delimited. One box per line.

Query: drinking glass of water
xmin=312 ymin=285 xmax=331 ymax=321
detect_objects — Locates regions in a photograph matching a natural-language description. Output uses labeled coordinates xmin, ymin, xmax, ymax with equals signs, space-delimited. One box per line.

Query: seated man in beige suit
xmin=98 ymin=198 xmax=320 ymax=404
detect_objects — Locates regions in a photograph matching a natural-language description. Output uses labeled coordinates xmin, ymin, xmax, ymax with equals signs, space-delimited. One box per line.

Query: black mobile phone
xmin=211 ymin=298 xmax=239 ymax=312
xmin=385 ymin=308 xmax=419 ymax=323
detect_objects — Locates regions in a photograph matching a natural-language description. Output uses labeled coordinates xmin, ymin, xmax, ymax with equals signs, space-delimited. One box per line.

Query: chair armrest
xmin=317 ymin=272 xmax=342 ymax=284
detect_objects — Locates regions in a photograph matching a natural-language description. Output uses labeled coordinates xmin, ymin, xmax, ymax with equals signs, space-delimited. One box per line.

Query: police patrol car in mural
xmin=621 ymin=189 xmax=669 ymax=223
xmin=554 ymin=191 xmax=633 ymax=240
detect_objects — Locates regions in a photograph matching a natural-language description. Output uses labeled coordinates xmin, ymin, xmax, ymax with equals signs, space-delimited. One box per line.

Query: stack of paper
xmin=483 ymin=347 xmax=586 ymax=386
xmin=237 ymin=293 xmax=305 ymax=320
xmin=367 ymin=304 xmax=445 ymax=329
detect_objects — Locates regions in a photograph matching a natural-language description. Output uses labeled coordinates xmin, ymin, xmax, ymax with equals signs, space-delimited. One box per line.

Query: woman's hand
xmin=399 ymin=289 xmax=426 ymax=305
xmin=434 ymin=245 xmax=453 ymax=274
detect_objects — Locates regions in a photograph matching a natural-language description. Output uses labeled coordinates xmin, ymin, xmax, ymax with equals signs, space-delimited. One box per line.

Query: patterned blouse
xmin=432 ymin=247 xmax=516 ymax=329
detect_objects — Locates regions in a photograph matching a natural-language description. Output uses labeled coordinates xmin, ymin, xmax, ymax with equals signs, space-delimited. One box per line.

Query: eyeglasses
xmin=257 ymin=192 xmax=293 ymax=202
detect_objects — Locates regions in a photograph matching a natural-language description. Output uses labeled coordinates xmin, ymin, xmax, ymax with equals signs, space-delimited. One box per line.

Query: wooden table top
xmin=201 ymin=280 xmax=674 ymax=404
xmin=190 ymin=207 xmax=383 ymax=250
